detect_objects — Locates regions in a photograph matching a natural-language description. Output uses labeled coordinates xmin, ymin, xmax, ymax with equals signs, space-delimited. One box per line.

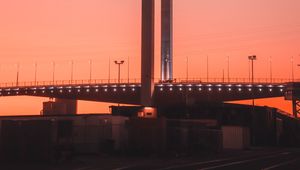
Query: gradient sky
xmin=0 ymin=0 xmax=300 ymax=115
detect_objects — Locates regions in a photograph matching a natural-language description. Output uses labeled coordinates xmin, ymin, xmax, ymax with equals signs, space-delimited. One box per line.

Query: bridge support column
xmin=141 ymin=0 xmax=155 ymax=107
xmin=285 ymin=83 xmax=300 ymax=118
xmin=292 ymin=98 xmax=300 ymax=118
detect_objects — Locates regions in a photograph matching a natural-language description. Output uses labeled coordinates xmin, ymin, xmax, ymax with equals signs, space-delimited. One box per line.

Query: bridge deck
xmin=0 ymin=81 xmax=287 ymax=106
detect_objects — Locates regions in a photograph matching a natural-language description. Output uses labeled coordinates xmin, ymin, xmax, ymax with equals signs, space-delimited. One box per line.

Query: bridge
xmin=0 ymin=78 xmax=299 ymax=117
xmin=1 ymin=0 xmax=300 ymax=118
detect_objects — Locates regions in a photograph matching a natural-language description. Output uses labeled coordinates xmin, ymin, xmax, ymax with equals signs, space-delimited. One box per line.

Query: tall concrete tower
xmin=161 ymin=0 xmax=173 ymax=82
xmin=141 ymin=0 xmax=155 ymax=106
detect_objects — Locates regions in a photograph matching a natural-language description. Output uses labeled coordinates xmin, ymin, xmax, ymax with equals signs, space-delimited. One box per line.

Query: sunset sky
xmin=0 ymin=0 xmax=299 ymax=115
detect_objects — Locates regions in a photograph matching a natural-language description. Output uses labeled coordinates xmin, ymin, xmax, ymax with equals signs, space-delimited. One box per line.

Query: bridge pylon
xmin=285 ymin=82 xmax=300 ymax=118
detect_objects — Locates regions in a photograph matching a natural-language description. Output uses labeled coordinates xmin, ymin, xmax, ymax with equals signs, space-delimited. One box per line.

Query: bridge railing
xmin=172 ymin=78 xmax=297 ymax=84
xmin=0 ymin=77 xmax=297 ymax=88
xmin=0 ymin=79 xmax=142 ymax=88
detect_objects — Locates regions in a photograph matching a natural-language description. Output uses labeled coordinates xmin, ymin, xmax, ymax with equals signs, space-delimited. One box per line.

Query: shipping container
xmin=222 ymin=126 xmax=250 ymax=150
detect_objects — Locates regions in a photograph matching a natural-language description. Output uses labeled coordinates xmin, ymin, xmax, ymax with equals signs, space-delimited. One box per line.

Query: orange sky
xmin=0 ymin=0 xmax=299 ymax=115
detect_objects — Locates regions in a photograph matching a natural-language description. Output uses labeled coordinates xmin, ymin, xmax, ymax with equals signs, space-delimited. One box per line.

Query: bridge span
xmin=0 ymin=79 xmax=299 ymax=117
xmin=0 ymin=79 xmax=288 ymax=104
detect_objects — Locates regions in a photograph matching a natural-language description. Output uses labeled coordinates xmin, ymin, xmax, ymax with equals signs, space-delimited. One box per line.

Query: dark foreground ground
xmin=1 ymin=148 xmax=300 ymax=170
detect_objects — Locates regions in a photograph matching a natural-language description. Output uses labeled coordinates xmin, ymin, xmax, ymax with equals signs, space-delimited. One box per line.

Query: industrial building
xmin=0 ymin=103 xmax=299 ymax=162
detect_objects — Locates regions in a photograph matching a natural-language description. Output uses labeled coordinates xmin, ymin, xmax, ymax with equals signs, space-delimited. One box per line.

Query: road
xmin=1 ymin=148 xmax=300 ymax=170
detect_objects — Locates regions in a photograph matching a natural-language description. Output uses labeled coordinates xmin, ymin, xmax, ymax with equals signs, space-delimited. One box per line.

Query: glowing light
xmin=259 ymin=88 xmax=262 ymax=92
xmin=238 ymin=88 xmax=242 ymax=92
xmin=160 ymin=88 xmax=163 ymax=91
xmin=218 ymin=88 xmax=222 ymax=91
xmin=122 ymin=88 xmax=126 ymax=92
xmin=188 ymin=88 xmax=192 ymax=91
xmin=104 ymin=89 xmax=108 ymax=92
xmin=113 ymin=88 xmax=117 ymax=92
xmin=208 ymin=88 xmax=212 ymax=91
xmin=198 ymin=88 xmax=202 ymax=91
xmin=95 ymin=89 xmax=99 ymax=92
xmin=86 ymin=89 xmax=90 ymax=92
xmin=132 ymin=88 xmax=135 ymax=91
xmin=59 ymin=90 xmax=63 ymax=93
xmin=69 ymin=90 xmax=72 ymax=93
xmin=228 ymin=88 xmax=232 ymax=91
xmin=248 ymin=88 xmax=252 ymax=91
xmin=169 ymin=88 xmax=173 ymax=91
xmin=269 ymin=89 xmax=273 ymax=92
xmin=179 ymin=88 xmax=183 ymax=91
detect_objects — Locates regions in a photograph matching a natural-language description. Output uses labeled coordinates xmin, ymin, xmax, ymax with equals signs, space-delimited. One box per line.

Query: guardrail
xmin=0 ymin=78 xmax=297 ymax=88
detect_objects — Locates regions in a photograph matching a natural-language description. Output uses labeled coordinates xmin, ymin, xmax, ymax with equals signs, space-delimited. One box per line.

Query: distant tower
xmin=161 ymin=0 xmax=173 ymax=82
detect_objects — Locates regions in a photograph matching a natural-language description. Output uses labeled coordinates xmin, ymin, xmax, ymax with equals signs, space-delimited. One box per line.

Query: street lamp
xmin=16 ymin=63 xmax=20 ymax=87
xmin=227 ymin=56 xmax=230 ymax=82
xmin=248 ymin=55 xmax=257 ymax=107
xmin=70 ymin=60 xmax=74 ymax=83
xmin=186 ymin=56 xmax=189 ymax=81
xmin=34 ymin=62 xmax=37 ymax=85
xmin=114 ymin=60 xmax=125 ymax=84
xmin=291 ymin=57 xmax=294 ymax=82
xmin=248 ymin=55 xmax=257 ymax=84
xmin=52 ymin=61 xmax=56 ymax=84
xmin=269 ymin=57 xmax=272 ymax=83
xmin=89 ymin=59 xmax=92 ymax=83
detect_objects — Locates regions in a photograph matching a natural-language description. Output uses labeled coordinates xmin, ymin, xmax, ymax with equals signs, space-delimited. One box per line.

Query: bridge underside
xmin=0 ymin=83 xmax=286 ymax=106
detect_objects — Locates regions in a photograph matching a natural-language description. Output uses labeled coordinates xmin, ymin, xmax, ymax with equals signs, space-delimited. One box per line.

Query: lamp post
xmin=127 ymin=56 xmax=130 ymax=83
xmin=206 ymin=56 xmax=209 ymax=82
xmin=248 ymin=55 xmax=257 ymax=106
xmin=108 ymin=57 xmax=111 ymax=84
xmin=34 ymin=62 xmax=37 ymax=85
xmin=52 ymin=61 xmax=55 ymax=84
xmin=186 ymin=56 xmax=189 ymax=81
xmin=248 ymin=55 xmax=257 ymax=84
xmin=227 ymin=56 xmax=230 ymax=82
xmin=70 ymin=60 xmax=74 ymax=83
xmin=16 ymin=63 xmax=20 ymax=87
xmin=291 ymin=57 xmax=294 ymax=82
xmin=269 ymin=57 xmax=272 ymax=83
xmin=114 ymin=60 xmax=125 ymax=84
xmin=89 ymin=59 xmax=92 ymax=83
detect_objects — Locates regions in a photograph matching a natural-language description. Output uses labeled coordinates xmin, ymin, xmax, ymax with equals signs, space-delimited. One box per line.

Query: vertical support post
xmin=161 ymin=0 xmax=173 ymax=82
xmin=141 ymin=0 xmax=155 ymax=106
xmin=292 ymin=98 xmax=300 ymax=118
